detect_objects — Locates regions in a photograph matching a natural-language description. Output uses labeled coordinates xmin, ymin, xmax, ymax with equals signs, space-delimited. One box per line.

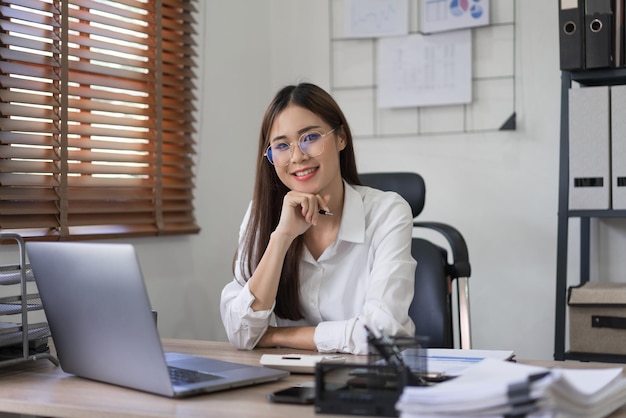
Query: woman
xmin=220 ymin=83 xmax=416 ymax=354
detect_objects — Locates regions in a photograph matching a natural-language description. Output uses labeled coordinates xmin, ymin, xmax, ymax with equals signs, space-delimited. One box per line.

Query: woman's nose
xmin=289 ymin=142 xmax=308 ymax=164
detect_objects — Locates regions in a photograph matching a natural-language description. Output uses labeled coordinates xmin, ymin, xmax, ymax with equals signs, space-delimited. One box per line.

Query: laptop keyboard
xmin=168 ymin=366 xmax=222 ymax=385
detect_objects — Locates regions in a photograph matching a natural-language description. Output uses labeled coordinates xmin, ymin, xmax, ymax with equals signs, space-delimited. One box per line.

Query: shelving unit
xmin=0 ymin=233 xmax=57 ymax=367
xmin=554 ymin=68 xmax=626 ymax=362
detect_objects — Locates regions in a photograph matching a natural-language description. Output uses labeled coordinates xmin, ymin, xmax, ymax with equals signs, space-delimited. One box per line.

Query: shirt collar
xmin=338 ymin=181 xmax=365 ymax=244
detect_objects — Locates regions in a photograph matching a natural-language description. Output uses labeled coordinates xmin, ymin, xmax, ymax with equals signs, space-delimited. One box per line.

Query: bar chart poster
xmin=421 ymin=0 xmax=490 ymax=34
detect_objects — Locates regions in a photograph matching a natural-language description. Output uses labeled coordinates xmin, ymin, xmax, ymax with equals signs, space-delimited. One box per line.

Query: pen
xmin=318 ymin=209 xmax=333 ymax=216
xmin=377 ymin=326 xmax=407 ymax=367
xmin=364 ymin=325 xmax=390 ymax=362
xmin=364 ymin=325 xmax=403 ymax=367
xmin=364 ymin=325 xmax=431 ymax=386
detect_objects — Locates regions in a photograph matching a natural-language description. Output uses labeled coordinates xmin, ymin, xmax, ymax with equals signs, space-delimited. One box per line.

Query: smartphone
xmin=267 ymin=385 xmax=316 ymax=404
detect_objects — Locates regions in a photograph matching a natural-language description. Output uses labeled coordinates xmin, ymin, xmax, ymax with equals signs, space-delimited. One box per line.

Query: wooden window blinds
xmin=0 ymin=0 xmax=199 ymax=240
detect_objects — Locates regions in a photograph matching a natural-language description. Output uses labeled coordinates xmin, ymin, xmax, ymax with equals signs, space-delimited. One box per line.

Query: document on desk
xmin=402 ymin=348 xmax=515 ymax=378
xmin=397 ymin=359 xmax=550 ymax=416
xmin=548 ymin=368 xmax=626 ymax=418
xmin=396 ymin=358 xmax=626 ymax=418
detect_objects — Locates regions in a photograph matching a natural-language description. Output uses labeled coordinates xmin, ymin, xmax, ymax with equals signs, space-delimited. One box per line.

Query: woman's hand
xmin=247 ymin=191 xmax=329 ymax=313
xmin=274 ymin=191 xmax=330 ymax=239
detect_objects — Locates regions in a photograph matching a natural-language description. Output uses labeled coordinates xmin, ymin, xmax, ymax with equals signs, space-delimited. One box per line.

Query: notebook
xmin=25 ymin=241 xmax=288 ymax=398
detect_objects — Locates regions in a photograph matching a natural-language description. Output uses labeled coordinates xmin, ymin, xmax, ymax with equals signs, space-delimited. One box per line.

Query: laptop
xmin=25 ymin=241 xmax=288 ymax=398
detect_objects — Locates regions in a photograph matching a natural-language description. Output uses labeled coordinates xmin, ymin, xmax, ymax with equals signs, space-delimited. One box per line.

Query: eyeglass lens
xmin=266 ymin=131 xmax=327 ymax=166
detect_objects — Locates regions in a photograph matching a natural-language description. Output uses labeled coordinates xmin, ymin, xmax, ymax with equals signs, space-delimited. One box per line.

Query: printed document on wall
xmin=377 ymin=30 xmax=472 ymax=108
xmin=344 ymin=0 xmax=408 ymax=38
xmin=421 ymin=0 xmax=490 ymax=34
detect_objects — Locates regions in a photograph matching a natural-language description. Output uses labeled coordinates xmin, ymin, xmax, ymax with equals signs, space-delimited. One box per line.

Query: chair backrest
xmin=359 ymin=172 xmax=457 ymax=348
xmin=409 ymin=238 xmax=452 ymax=347
xmin=359 ymin=172 xmax=426 ymax=218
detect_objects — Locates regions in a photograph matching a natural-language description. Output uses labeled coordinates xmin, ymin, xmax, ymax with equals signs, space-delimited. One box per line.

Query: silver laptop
xmin=26 ymin=241 xmax=288 ymax=398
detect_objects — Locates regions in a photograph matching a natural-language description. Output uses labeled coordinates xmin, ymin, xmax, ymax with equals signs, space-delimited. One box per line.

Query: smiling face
xmin=268 ymin=105 xmax=346 ymax=197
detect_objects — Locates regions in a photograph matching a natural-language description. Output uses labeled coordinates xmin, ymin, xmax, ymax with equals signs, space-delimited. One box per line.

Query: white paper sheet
xmin=397 ymin=359 xmax=552 ymax=413
xmin=397 ymin=359 xmax=626 ymax=418
xmin=377 ymin=30 xmax=472 ymax=108
xmin=344 ymin=0 xmax=409 ymax=38
xmin=425 ymin=348 xmax=515 ymax=376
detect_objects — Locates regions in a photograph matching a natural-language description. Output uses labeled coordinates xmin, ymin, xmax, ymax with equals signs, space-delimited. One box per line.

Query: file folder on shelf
xmin=612 ymin=85 xmax=626 ymax=209
xmin=615 ymin=0 xmax=625 ymax=67
xmin=585 ymin=0 xmax=614 ymax=69
xmin=569 ymin=85 xmax=611 ymax=210
xmin=559 ymin=0 xmax=585 ymax=70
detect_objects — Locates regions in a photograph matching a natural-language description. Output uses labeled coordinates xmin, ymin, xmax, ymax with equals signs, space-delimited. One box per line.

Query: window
xmin=0 ymin=0 xmax=199 ymax=240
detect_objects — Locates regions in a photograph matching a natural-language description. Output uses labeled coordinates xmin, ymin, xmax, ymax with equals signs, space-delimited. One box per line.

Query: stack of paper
xmin=396 ymin=358 xmax=626 ymax=418
xmin=548 ymin=368 xmax=626 ymax=418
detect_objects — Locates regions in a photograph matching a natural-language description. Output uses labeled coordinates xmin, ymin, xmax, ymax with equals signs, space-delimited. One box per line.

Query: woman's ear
xmin=336 ymin=128 xmax=347 ymax=151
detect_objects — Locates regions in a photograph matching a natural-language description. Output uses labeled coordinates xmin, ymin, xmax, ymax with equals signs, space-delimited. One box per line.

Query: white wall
xmin=1 ymin=0 xmax=596 ymax=361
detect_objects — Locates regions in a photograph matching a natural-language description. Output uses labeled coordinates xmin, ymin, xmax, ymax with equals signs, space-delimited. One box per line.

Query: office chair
xmin=359 ymin=172 xmax=472 ymax=349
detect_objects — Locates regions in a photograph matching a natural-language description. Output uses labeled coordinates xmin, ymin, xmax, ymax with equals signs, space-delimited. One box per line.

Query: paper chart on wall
xmin=377 ymin=30 xmax=472 ymax=108
xmin=344 ymin=0 xmax=409 ymax=38
xmin=421 ymin=0 xmax=490 ymax=34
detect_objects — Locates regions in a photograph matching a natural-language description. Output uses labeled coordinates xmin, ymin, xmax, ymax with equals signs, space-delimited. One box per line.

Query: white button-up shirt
xmin=220 ymin=182 xmax=416 ymax=354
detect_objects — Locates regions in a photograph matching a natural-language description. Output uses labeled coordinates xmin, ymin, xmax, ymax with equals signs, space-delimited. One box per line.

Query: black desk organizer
xmin=314 ymin=334 xmax=428 ymax=417
xmin=0 ymin=233 xmax=57 ymax=367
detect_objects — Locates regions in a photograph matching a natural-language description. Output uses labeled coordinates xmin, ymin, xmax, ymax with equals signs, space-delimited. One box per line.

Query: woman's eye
xmin=273 ymin=142 xmax=290 ymax=151
xmin=302 ymin=132 xmax=322 ymax=143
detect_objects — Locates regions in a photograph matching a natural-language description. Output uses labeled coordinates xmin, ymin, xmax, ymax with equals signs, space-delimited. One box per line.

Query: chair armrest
xmin=413 ymin=221 xmax=471 ymax=279
xmin=413 ymin=221 xmax=472 ymax=349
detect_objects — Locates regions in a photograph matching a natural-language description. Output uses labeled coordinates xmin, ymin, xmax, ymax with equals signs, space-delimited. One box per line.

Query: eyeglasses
xmin=264 ymin=128 xmax=337 ymax=166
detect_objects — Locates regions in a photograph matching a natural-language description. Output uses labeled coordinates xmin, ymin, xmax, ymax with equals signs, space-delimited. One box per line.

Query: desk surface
xmin=1 ymin=340 xmax=626 ymax=418
xmin=0 ymin=339 xmax=356 ymax=418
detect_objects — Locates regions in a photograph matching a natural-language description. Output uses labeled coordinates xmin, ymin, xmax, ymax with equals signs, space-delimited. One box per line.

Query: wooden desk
xmin=1 ymin=340 xmax=626 ymax=418
xmin=0 ymin=339 xmax=356 ymax=418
